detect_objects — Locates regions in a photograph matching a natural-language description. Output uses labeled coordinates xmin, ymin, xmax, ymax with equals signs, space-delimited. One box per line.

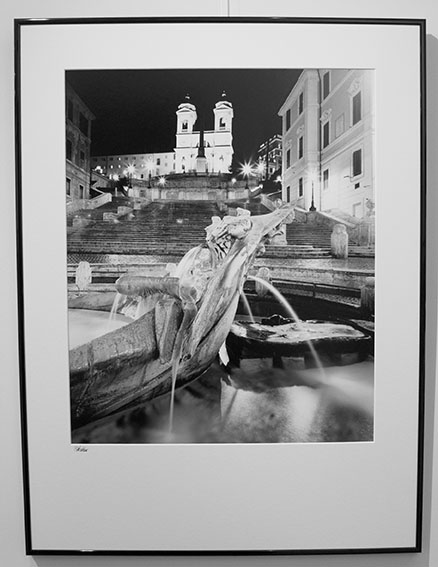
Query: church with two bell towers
xmin=91 ymin=91 xmax=234 ymax=179
xmin=175 ymin=92 xmax=234 ymax=175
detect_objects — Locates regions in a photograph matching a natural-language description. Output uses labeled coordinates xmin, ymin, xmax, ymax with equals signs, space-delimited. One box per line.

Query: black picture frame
xmin=15 ymin=16 xmax=426 ymax=556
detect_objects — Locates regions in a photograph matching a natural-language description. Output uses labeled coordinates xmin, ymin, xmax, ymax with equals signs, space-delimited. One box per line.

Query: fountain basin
xmin=227 ymin=316 xmax=373 ymax=369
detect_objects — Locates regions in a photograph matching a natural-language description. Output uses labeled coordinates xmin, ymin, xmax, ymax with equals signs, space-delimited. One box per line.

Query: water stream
xmin=248 ymin=275 xmax=326 ymax=378
xmin=240 ymin=291 xmax=256 ymax=324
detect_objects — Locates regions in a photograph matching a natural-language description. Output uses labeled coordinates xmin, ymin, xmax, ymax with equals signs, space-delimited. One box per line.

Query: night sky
xmin=66 ymin=69 xmax=301 ymax=170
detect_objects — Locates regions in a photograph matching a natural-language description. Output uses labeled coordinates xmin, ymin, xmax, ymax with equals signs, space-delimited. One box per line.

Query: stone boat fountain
xmin=69 ymin=206 xmax=296 ymax=430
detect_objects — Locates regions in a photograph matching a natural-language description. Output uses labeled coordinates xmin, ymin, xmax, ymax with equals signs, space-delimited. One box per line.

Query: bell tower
xmin=176 ymin=94 xmax=197 ymax=134
xmin=213 ymin=91 xmax=233 ymax=132
xmin=212 ymin=91 xmax=234 ymax=173
xmin=175 ymin=94 xmax=197 ymax=173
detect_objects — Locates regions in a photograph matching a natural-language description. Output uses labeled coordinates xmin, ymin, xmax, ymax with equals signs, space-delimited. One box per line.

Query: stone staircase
xmin=67 ymin=199 xmax=371 ymax=260
xmin=67 ymin=200 xmax=221 ymax=255
xmin=286 ymin=222 xmax=332 ymax=250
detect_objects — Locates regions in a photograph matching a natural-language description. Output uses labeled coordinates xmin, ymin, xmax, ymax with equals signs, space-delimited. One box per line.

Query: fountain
xmin=68 ymin=206 xmax=374 ymax=443
xmin=69 ymin=206 xmax=295 ymax=430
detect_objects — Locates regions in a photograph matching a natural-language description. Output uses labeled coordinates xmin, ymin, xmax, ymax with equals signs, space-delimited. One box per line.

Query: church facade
xmin=91 ymin=92 xmax=234 ymax=180
xmin=174 ymin=93 xmax=234 ymax=175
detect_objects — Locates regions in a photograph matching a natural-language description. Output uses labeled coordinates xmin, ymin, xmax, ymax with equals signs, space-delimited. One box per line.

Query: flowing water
xmin=108 ymin=292 xmax=123 ymax=323
xmin=248 ymin=275 xmax=326 ymax=377
xmin=240 ymin=291 xmax=256 ymax=323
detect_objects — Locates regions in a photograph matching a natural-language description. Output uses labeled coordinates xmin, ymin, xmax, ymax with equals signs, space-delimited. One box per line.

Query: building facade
xmin=91 ymin=152 xmax=176 ymax=181
xmin=278 ymin=69 xmax=374 ymax=218
xmin=257 ymin=134 xmax=282 ymax=179
xmin=66 ymin=83 xmax=95 ymax=200
xmin=91 ymin=92 xmax=234 ymax=181
xmin=174 ymin=93 xmax=234 ymax=174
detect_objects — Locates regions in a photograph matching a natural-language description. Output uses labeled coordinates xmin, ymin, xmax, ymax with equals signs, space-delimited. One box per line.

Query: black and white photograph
xmin=66 ymin=68 xmax=375 ymax=445
xmin=14 ymin=17 xmax=425 ymax=555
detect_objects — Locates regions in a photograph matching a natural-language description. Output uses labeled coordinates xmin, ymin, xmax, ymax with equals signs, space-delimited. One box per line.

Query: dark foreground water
xmin=72 ymin=357 xmax=374 ymax=445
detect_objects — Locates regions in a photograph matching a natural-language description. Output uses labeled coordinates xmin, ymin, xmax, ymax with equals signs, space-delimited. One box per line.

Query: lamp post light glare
xmin=240 ymin=162 xmax=253 ymax=189
xmin=256 ymin=162 xmax=265 ymax=179
xmin=158 ymin=176 xmax=166 ymax=187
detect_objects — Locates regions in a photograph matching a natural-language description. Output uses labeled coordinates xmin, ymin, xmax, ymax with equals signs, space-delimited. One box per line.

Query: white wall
xmin=1 ymin=1 xmax=438 ymax=566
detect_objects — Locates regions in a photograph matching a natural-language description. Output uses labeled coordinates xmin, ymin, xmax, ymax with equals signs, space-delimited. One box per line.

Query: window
xmin=286 ymin=109 xmax=291 ymax=131
xmin=352 ymin=149 xmax=362 ymax=177
xmin=219 ymin=117 xmax=226 ymax=130
xmin=109 ymin=157 xmax=113 ymax=161
xmin=79 ymin=112 xmax=88 ymax=136
xmin=286 ymin=186 xmax=290 ymax=202
xmin=323 ymin=121 xmax=330 ymax=148
xmin=298 ymin=177 xmax=303 ymax=197
xmin=66 ymin=178 xmax=71 ymax=195
xmin=79 ymin=184 xmax=84 ymax=199
xmin=286 ymin=149 xmax=291 ymax=169
xmin=80 ymin=150 xmax=85 ymax=164
xmin=298 ymin=136 xmax=303 ymax=159
xmin=157 ymin=158 xmax=161 ymax=165
xmin=352 ymin=91 xmax=362 ymax=125
xmin=323 ymin=72 xmax=330 ymax=99
xmin=323 ymin=169 xmax=329 ymax=190
xmin=66 ymin=138 xmax=72 ymax=161
xmin=67 ymin=99 xmax=73 ymax=121
xmin=298 ymin=92 xmax=304 ymax=114
xmin=182 ymin=121 xmax=188 ymax=131
xmin=335 ymin=114 xmax=345 ymax=138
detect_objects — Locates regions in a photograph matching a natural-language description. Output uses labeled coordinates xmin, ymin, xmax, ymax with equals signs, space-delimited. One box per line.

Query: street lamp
xmin=309 ymin=172 xmax=317 ymax=211
xmin=256 ymin=161 xmax=265 ymax=180
xmin=126 ymin=164 xmax=135 ymax=188
xmin=241 ymin=162 xmax=253 ymax=189
xmin=146 ymin=160 xmax=154 ymax=188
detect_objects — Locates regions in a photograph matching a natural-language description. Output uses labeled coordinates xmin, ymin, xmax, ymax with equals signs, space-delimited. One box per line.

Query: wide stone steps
xmin=286 ymin=222 xmax=332 ymax=248
xmin=67 ymin=200 xmax=372 ymax=259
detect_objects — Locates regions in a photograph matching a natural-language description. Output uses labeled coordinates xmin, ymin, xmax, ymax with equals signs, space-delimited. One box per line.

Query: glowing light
xmin=240 ymin=162 xmax=253 ymax=178
xmin=158 ymin=176 xmax=166 ymax=186
xmin=276 ymin=176 xmax=282 ymax=183
xmin=126 ymin=164 xmax=136 ymax=176
xmin=256 ymin=162 xmax=265 ymax=175
xmin=113 ymin=174 xmax=119 ymax=181
xmin=231 ymin=178 xmax=237 ymax=184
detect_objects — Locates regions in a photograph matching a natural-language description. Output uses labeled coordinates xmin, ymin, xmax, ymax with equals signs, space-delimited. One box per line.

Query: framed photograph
xmin=15 ymin=17 xmax=426 ymax=555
